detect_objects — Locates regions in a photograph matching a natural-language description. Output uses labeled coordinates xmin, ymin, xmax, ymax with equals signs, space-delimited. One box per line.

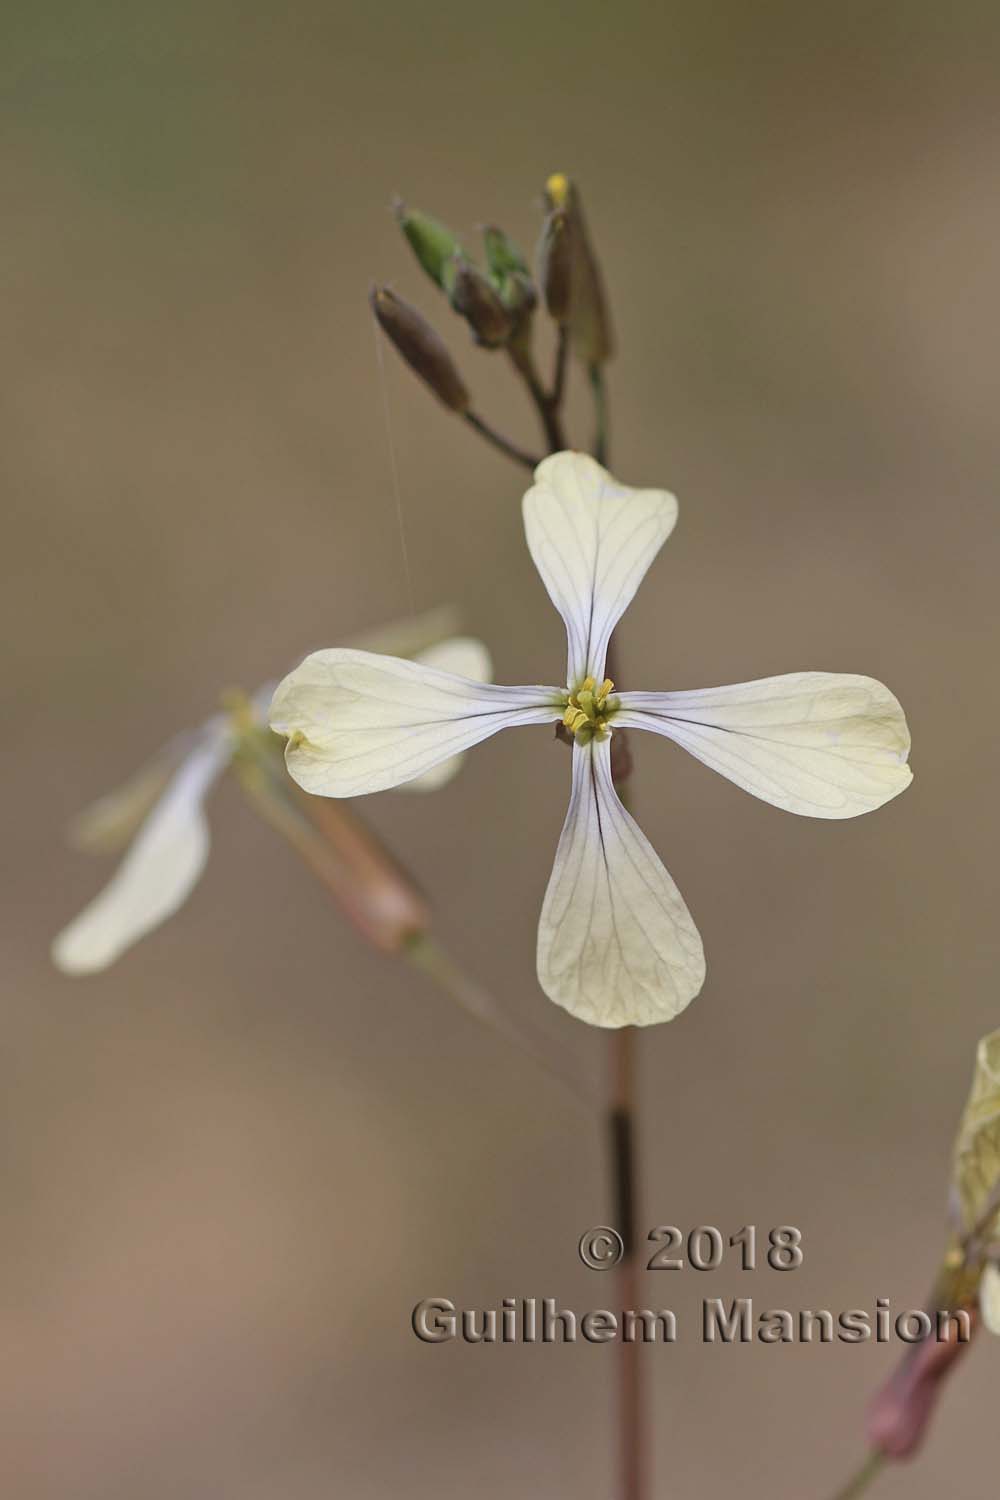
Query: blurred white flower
xmin=53 ymin=620 xmax=490 ymax=975
xmin=980 ymin=1263 xmax=1000 ymax=1335
xmin=270 ymin=452 xmax=912 ymax=1029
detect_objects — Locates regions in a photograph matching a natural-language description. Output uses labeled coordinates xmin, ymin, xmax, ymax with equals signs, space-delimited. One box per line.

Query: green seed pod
xmin=370 ymin=286 xmax=470 ymax=412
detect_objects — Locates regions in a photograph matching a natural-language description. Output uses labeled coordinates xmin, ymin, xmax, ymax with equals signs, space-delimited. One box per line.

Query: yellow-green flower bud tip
xmin=393 ymin=199 xmax=464 ymax=291
xmin=482 ymin=225 xmax=530 ymax=281
xmin=545 ymin=173 xmax=571 ymax=210
xmin=482 ymin=226 xmax=537 ymax=322
xmin=370 ymin=286 xmax=470 ymax=413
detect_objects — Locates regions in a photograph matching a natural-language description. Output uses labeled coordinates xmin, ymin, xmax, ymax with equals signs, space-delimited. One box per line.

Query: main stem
xmin=606 ymin=638 xmax=645 ymax=1500
xmin=480 ymin=340 xmax=644 ymax=1500
xmin=610 ymin=1024 xmax=645 ymax=1500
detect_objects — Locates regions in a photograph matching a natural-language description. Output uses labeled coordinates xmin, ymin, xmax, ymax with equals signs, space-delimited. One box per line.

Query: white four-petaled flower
xmin=269 ymin=452 xmax=912 ymax=1028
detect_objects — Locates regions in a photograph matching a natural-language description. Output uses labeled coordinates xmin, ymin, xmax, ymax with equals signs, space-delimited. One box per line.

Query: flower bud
xmin=393 ymin=200 xmax=464 ymax=290
xmin=302 ymin=795 xmax=430 ymax=952
xmin=482 ymin=225 xmax=538 ymax=322
xmin=539 ymin=172 xmax=614 ymax=365
xmin=370 ymin=286 xmax=470 ymax=412
xmin=867 ymin=1299 xmax=977 ymax=1459
xmin=498 ymin=269 xmax=537 ymax=321
xmin=537 ymin=206 xmax=572 ymax=323
xmin=483 ymin=225 xmax=529 ymax=279
xmin=448 ymin=257 xmax=514 ymax=347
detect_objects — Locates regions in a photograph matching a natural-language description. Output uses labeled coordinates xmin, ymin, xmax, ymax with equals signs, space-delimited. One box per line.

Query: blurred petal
xmin=413 ymin=636 xmax=492 ymax=682
xmin=616 ymin=673 xmax=912 ymax=818
xmin=269 ymin=649 xmax=560 ymax=797
xmin=952 ymin=1028 xmax=1000 ymax=1239
xmin=403 ymin=637 xmax=494 ymax=792
xmin=537 ymin=739 xmax=705 ymax=1027
xmin=66 ymin=734 xmax=193 ymax=854
xmin=981 ymin=1264 xmax=1000 ymax=1336
xmin=52 ymin=729 xmax=231 ymax=975
xmin=345 ymin=604 xmax=462 ymax=659
xmin=522 ymin=451 xmax=677 ymax=685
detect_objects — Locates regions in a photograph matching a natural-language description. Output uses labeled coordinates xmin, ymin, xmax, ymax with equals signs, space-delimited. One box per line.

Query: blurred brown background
xmin=5 ymin=2 xmax=1000 ymax=1495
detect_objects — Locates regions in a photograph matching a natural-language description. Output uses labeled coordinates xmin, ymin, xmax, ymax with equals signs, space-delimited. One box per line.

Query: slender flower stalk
xmin=827 ymin=1450 xmax=886 ymax=1500
xmin=405 ymin=934 xmax=595 ymax=1109
xmin=507 ymin=338 xmax=567 ymax=452
xmin=462 ymin=409 xmax=540 ymax=470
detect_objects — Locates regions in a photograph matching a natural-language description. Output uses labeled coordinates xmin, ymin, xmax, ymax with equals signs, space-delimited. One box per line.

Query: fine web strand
xmin=371 ymin=311 xmax=416 ymax=612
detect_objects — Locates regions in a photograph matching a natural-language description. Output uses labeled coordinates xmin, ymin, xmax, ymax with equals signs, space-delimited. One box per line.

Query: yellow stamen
xmin=563 ymin=705 xmax=589 ymax=734
xmin=562 ymin=675 xmax=618 ymax=742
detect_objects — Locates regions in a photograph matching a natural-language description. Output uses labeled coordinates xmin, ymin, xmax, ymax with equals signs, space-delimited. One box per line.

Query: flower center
xmin=562 ymin=677 xmax=617 ymax=741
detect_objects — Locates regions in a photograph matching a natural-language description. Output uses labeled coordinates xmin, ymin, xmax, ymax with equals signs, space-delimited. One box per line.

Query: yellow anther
xmin=563 ymin=705 xmax=589 ymax=734
xmin=546 ymin=172 xmax=570 ymax=208
xmin=562 ymin=674 xmax=618 ymax=742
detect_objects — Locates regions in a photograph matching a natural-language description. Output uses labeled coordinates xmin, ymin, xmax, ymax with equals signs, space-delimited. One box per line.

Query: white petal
xmin=537 ymin=739 xmax=705 ymax=1027
xmin=269 ymin=649 xmax=561 ymax=797
xmin=980 ymin=1264 xmax=1000 ymax=1336
xmin=52 ymin=729 xmax=231 ymax=975
xmin=522 ymin=451 xmax=678 ymax=685
xmin=616 ymin=673 xmax=912 ymax=818
xmin=66 ymin=731 xmax=194 ymax=854
xmin=403 ymin=637 xmax=494 ymax=793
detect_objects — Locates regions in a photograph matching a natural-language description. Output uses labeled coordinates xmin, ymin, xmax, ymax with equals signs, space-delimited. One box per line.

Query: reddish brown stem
xmin=610 ymin=1026 xmax=646 ymax=1500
